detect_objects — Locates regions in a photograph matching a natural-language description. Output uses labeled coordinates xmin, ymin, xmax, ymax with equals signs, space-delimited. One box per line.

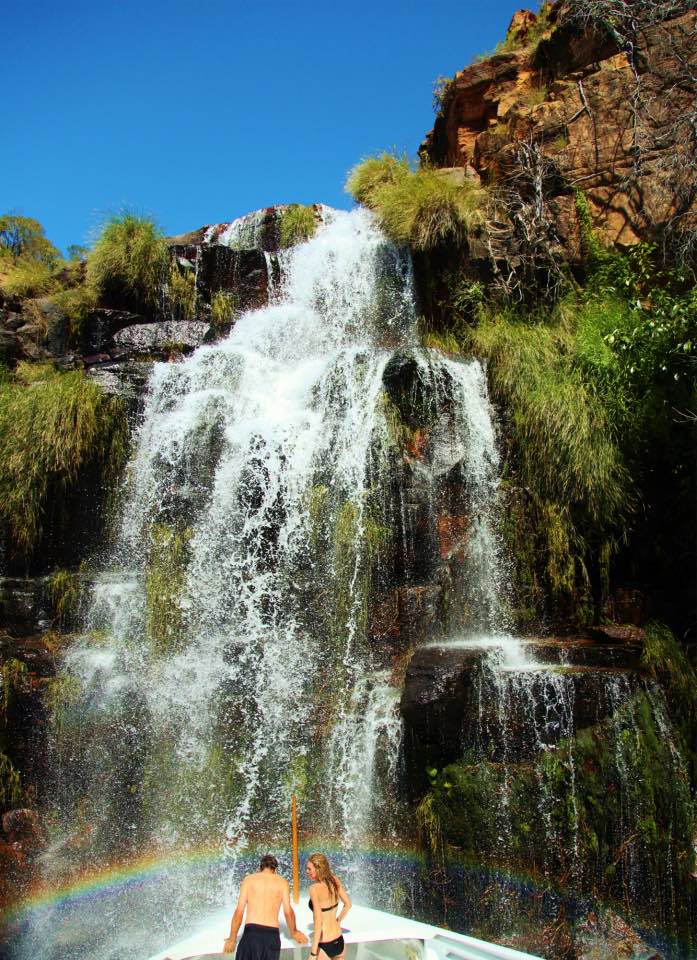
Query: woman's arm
xmin=309 ymin=884 xmax=323 ymax=958
xmin=335 ymin=877 xmax=352 ymax=925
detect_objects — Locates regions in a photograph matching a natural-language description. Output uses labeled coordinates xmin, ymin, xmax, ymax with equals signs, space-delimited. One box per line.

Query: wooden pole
xmin=291 ymin=793 xmax=299 ymax=904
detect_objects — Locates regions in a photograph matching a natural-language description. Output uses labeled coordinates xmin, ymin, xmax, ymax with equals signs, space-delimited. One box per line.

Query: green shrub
xmin=642 ymin=621 xmax=697 ymax=773
xmin=2 ymin=658 xmax=28 ymax=718
xmin=0 ymin=214 xmax=61 ymax=265
xmin=0 ymin=752 xmax=23 ymax=808
xmin=347 ymin=154 xmax=485 ymax=250
xmin=422 ymin=330 xmax=461 ymax=353
xmin=47 ymin=568 xmax=82 ymax=627
xmin=87 ymin=212 xmax=168 ymax=308
xmin=0 ymin=365 xmax=129 ymax=558
xmin=279 ymin=205 xmax=317 ymax=247
xmin=47 ymin=284 xmax=99 ymax=343
xmin=470 ymin=310 xmax=633 ymax=531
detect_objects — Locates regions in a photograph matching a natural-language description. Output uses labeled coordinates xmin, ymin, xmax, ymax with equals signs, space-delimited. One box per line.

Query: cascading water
xmin=13 ymin=202 xmax=688 ymax=960
xmin=19 ymin=208 xmax=426 ymax=960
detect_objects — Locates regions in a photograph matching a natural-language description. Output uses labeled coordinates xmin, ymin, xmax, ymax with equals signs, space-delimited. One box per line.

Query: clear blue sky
xmin=3 ymin=0 xmax=527 ymax=253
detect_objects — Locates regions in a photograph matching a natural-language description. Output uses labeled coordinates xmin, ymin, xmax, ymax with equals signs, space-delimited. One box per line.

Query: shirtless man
xmin=223 ymin=854 xmax=308 ymax=957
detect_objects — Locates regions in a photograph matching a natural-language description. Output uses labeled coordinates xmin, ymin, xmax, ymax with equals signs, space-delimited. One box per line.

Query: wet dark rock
xmin=81 ymin=308 xmax=145 ymax=355
xmin=382 ymin=349 xmax=452 ymax=428
xmin=396 ymin=586 xmax=443 ymax=646
xmin=603 ymin=586 xmax=648 ymax=627
xmin=401 ymin=645 xmax=488 ymax=790
xmin=0 ymin=327 xmax=19 ymax=363
xmin=0 ymin=632 xmax=56 ymax=680
xmin=2 ymin=809 xmax=42 ymax=846
xmin=522 ymin=637 xmax=643 ymax=668
xmin=401 ymin=641 xmax=644 ymax=793
xmin=587 ymin=623 xmax=645 ymax=645
xmin=574 ymin=908 xmax=665 ymax=960
xmin=170 ymin=244 xmax=269 ymax=314
xmin=0 ymin=578 xmax=51 ymax=637
xmin=86 ymin=359 xmax=154 ymax=404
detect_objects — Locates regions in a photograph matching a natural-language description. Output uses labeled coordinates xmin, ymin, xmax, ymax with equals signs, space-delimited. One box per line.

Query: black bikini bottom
xmin=319 ymin=935 xmax=345 ymax=958
xmin=237 ymin=923 xmax=281 ymax=960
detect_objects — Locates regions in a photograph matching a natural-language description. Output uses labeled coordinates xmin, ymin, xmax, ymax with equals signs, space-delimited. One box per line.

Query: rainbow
xmin=0 ymin=839 xmax=426 ymax=927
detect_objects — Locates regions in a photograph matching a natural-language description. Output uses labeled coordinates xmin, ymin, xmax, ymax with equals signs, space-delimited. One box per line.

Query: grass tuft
xmin=2 ymin=658 xmax=28 ymax=718
xmin=0 ymin=752 xmax=23 ymax=808
xmin=0 ymin=365 xmax=129 ymax=558
xmin=470 ymin=308 xmax=633 ymax=532
xmin=346 ymin=153 xmax=485 ymax=250
xmin=87 ymin=212 xmax=168 ymax=308
xmin=210 ymin=290 xmax=239 ymax=329
xmin=346 ymin=153 xmax=411 ymax=208
xmin=168 ymin=264 xmax=197 ymax=321
xmin=0 ymin=258 xmax=57 ymax=299
xmin=279 ymin=205 xmax=317 ymax=247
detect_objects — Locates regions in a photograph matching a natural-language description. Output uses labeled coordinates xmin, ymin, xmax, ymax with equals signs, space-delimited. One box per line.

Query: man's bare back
xmin=224 ymin=855 xmax=308 ymax=955
xmin=242 ymin=871 xmax=289 ymax=926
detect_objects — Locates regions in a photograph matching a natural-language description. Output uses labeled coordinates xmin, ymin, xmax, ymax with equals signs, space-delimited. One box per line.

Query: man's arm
xmin=282 ymin=878 xmax=308 ymax=945
xmin=223 ymin=877 xmax=249 ymax=953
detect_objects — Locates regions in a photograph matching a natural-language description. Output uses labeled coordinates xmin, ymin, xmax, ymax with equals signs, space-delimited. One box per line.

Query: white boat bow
xmin=148 ymin=903 xmax=541 ymax=960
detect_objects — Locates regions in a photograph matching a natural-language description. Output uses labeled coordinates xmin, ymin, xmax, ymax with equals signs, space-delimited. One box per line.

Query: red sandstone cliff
xmin=421 ymin=2 xmax=696 ymax=257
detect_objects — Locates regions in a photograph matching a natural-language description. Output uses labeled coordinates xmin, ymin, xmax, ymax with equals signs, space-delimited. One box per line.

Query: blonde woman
xmin=306 ymin=853 xmax=352 ymax=960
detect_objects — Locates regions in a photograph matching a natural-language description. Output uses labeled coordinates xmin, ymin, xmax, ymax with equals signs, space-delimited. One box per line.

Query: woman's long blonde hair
xmin=309 ymin=853 xmax=338 ymax=899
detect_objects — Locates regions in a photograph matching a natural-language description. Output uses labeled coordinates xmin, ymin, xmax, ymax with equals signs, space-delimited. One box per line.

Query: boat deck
xmin=148 ymin=903 xmax=541 ymax=960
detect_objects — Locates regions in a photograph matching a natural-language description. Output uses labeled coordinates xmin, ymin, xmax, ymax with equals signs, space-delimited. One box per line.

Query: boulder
xmin=86 ymin=359 xmax=154 ymax=405
xmin=110 ymin=320 xmax=210 ymax=358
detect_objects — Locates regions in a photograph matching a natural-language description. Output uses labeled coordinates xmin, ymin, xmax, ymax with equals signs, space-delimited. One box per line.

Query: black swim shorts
xmin=237 ymin=923 xmax=282 ymax=960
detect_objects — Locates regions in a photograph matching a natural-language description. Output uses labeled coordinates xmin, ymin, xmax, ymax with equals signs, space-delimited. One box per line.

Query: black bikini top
xmin=308 ymin=900 xmax=338 ymax=912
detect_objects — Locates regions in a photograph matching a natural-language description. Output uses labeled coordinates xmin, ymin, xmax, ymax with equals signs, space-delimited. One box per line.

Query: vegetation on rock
xmin=422 ymin=688 xmax=696 ymax=943
xmin=87 ymin=212 xmax=168 ymax=309
xmin=0 ymin=362 xmax=129 ymax=561
xmin=167 ymin=263 xmax=197 ymax=321
xmin=210 ymin=289 xmax=239 ymax=329
xmin=346 ymin=153 xmax=485 ymax=250
xmin=279 ymin=204 xmax=317 ymax=247
xmin=144 ymin=523 xmax=192 ymax=656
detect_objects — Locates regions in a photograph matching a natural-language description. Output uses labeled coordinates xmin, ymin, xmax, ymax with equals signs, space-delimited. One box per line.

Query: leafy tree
xmin=0 ymin=214 xmax=61 ymax=265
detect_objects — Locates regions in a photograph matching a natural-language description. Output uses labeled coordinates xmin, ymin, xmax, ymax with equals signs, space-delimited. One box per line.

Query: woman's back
xmin=309 ymin=878 xmax=343 ymax=942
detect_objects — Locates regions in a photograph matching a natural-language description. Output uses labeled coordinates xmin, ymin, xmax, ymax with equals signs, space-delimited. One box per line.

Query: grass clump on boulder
xmin=0 ymin=362 xmax=128 ymax=559
xmin=87 ymin=212 xmax=168 ymax=309
xmin=346 ymin=152 xmax=485 ymax=250
xmin=279 ymin=205 xmax=317 ymax=248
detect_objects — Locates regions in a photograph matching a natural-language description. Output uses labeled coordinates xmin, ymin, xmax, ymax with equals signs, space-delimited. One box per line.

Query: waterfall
xmin=57 ymin=209 xmax=415 ymax=858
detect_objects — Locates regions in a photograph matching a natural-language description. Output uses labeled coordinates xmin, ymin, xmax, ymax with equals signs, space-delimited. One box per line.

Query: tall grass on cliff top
xmin=346 ymin=152 xmax=485 ymax=250
xmin=0 ymin=362 xmax=128 ymax=557
xmin=470 ymin=303 xmax=634 ymax=534
xmin=87 ymin=212 xmax=168 ymax=308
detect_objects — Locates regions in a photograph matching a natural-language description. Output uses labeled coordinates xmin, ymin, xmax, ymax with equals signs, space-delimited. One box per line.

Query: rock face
xmin=0 ymin=204 xmax=310 ymax=387
xmin=400 ymin=638 xmax=644 ymax=793
xmin=421 ymin=4 xmax=697 ymax=251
